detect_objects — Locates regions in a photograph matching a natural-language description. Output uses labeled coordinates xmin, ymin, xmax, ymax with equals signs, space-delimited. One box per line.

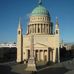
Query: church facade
xmin=17 ymin=1 xmax=60 ymax=63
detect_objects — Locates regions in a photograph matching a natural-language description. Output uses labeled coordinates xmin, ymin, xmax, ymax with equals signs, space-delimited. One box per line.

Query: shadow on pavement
xmin=0 ymin=65 xmax=19 ymax=74
xmin=0 ymin=64 xmax=69 ymax=74
xmin=37 ymin=67 xmax=69 ymax=74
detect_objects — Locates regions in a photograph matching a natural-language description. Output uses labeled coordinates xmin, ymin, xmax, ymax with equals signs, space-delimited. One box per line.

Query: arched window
xmin=18 ymin=31 xmax=20 ymax=34
xmin=56 ymin=30 xmax=58 ymax=34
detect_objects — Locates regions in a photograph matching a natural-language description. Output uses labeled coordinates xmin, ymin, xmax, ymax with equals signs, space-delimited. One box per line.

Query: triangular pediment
xmin=25 ymin=43 xmax=48 ymax=48
xmin=34 ymin=43 xmax=48 ymax=48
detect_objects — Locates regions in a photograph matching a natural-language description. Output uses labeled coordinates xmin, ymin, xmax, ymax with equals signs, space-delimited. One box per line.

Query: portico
xmin=27 ymin=47 xmax=53 ymax=62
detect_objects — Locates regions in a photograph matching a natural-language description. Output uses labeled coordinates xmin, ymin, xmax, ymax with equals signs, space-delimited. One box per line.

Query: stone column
xmin=32 ymin=24 xmax=33 ymax=33
xmin=41 ymin=24 xmax=42 ymax=33
xmin=44 ymin=24 xmax=45 ymax=33
xmin=45 ymin=25 xmax=46 ymax=34
xmin=39 ymin=24 xmax=41 ymax=33
xmin=55 ymin=48 xmax=60 ymax=63
xmin=46 ymin=24 xmax=47 ymax=34
xmin=35 ymin=24 xmax=36 ymax=33
xmin=42 ymin=24 xmax=44 ymax=33
xmin=38 ymin=24 xmax=39 ymax=33
xmin=53 ymin=49 xmax=56 ymax=62
xmin=41 ymin=50 xmax=44 ymax=61
xmin=50 ymin=51 xmax=53 ymax=62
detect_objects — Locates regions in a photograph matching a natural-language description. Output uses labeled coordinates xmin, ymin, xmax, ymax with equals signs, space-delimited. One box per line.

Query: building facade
xmin=0 ymin=43 xmax=16 ymax=62
xmin=17 ymin=1 xmax=60 ymax=63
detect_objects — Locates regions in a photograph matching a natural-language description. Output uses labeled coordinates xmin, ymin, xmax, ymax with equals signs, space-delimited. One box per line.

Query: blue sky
xmin=0 ymin=0 xmax=74 ymax=43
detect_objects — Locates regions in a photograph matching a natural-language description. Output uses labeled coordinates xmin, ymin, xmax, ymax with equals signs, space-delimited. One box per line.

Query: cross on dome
xmin=38 ymin=0 xmax=42 ymax=5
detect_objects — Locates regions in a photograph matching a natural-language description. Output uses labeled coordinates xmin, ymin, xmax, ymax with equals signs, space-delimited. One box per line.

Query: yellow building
xmin=17 ymin=1 xmax=60 ymax=63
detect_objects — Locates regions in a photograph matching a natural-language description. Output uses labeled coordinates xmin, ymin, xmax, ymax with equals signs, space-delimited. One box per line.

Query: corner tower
xmin=17 ymin=18 xmax=23 ymax=63
xmin=55 ymin=17 xmax=60 ymax=62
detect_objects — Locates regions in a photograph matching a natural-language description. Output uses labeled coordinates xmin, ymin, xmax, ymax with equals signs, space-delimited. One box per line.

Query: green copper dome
xmin=31 ymin=5 xmax=50 ymax=16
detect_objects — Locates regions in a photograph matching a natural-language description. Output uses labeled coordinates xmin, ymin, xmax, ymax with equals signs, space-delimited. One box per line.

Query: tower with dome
xmin=17 ymin=0 xmax=60 ymax=64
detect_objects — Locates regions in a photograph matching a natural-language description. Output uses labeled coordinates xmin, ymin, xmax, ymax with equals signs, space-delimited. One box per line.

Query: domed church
xmin=17 ymin=0 xmax=60 ymax=63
